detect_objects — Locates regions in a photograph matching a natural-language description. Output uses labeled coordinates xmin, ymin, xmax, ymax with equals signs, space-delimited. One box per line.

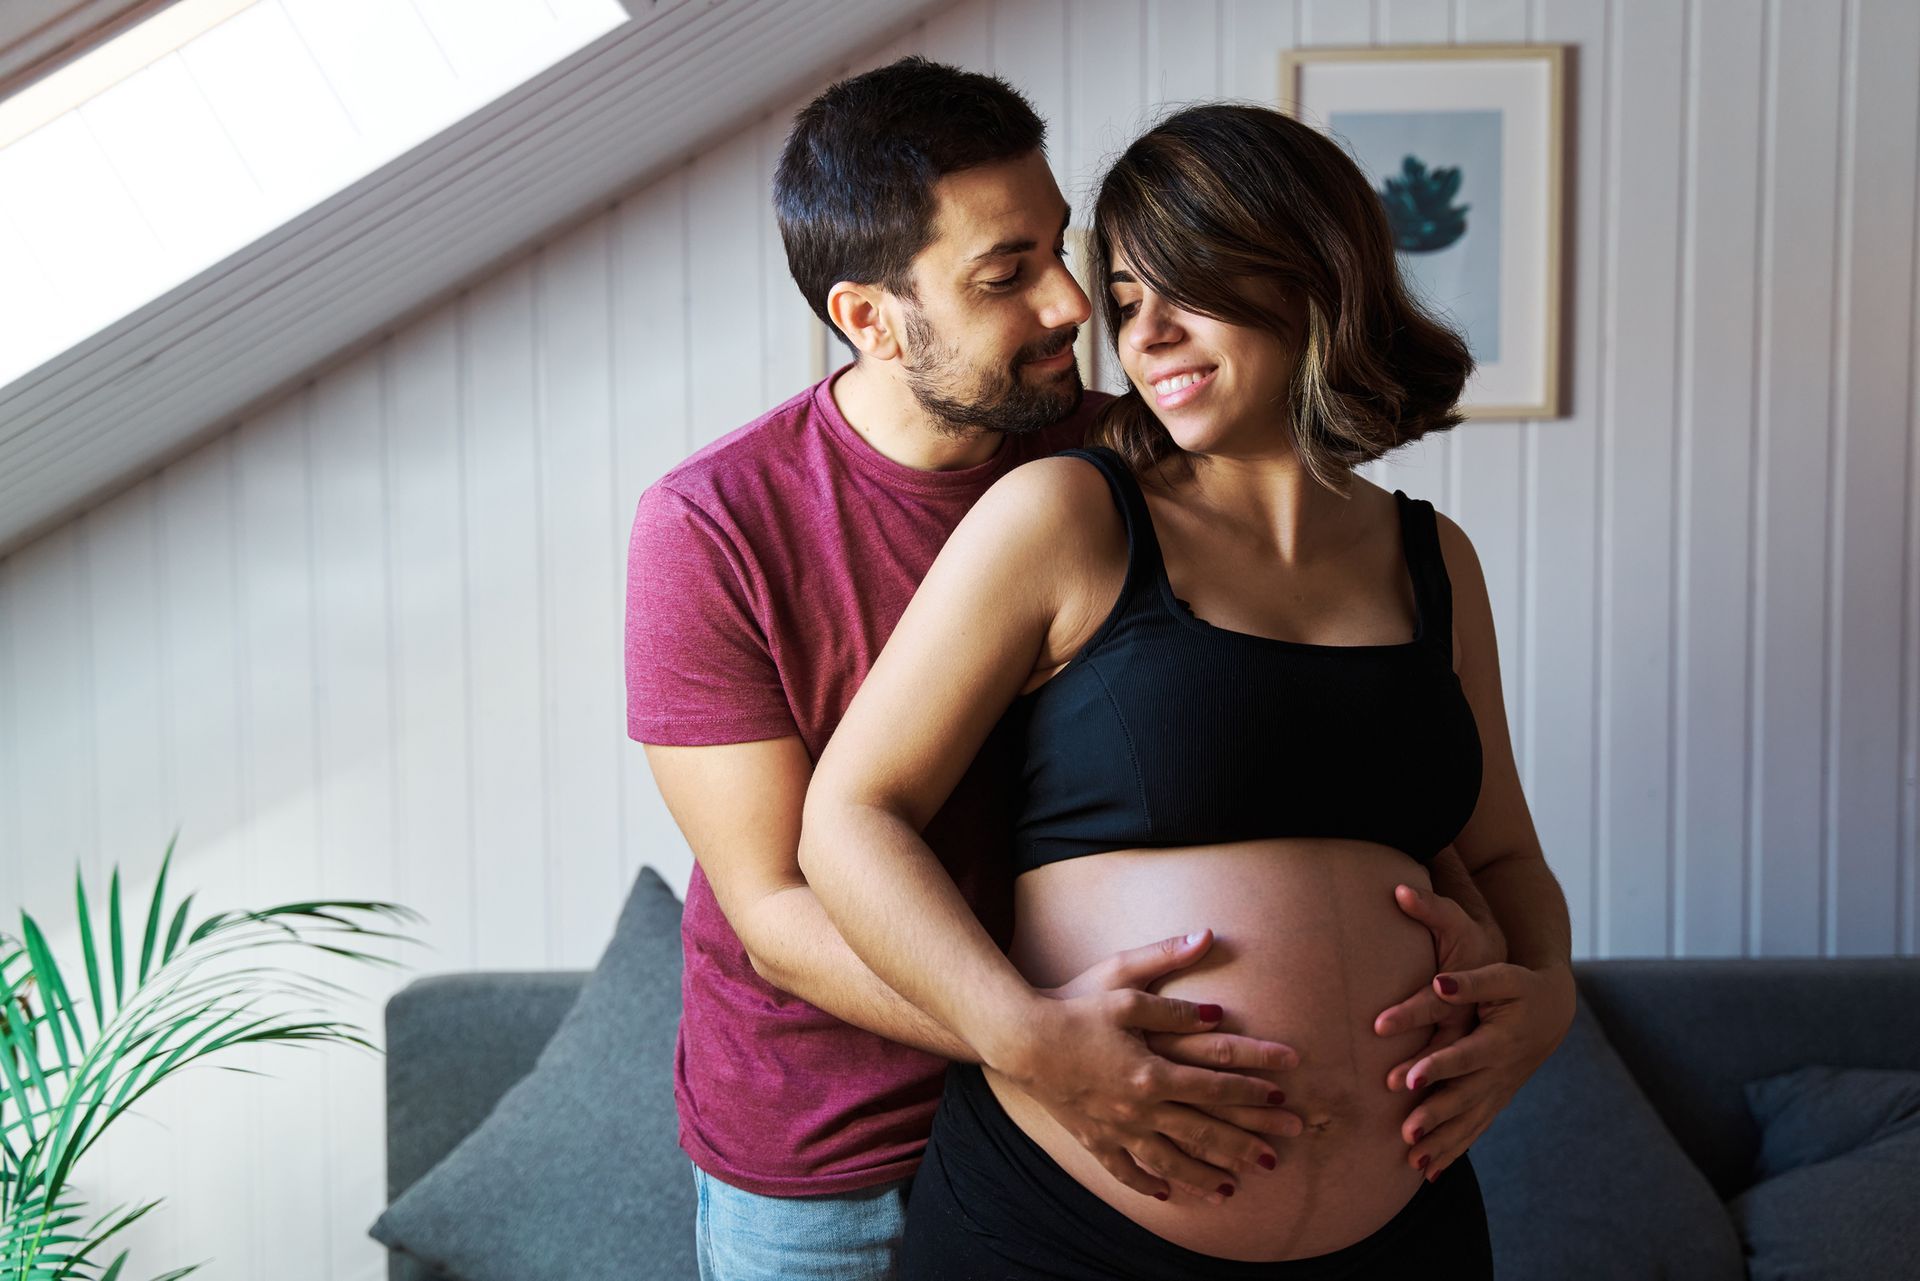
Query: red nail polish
xmin=1268 ymin=1090 xmax=1285 ymax=1105
xmin=1438 ymin=976 xmax=1459 ymax=995
xmin=1217 ymin=1183 xmax=1235 ymax=1198
xmin=1154 ymin=1191 xmax=1170 ymax=1201
xmin=1418 ymin=1154 xmax=1432 ymax=1170
xmin=1257 ymin=1154 xmax=1276 ymax=1170
xmin=1412 ymin=1127 xmax=1425 ymax=1143
xmin=1197 ymin=1004 xmax=1223 ymax=1022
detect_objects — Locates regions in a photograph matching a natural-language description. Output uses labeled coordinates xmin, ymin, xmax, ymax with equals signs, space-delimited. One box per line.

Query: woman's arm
xmin=799 ymin=457 xmax=1297 ymax=1204
xmin=1385 ymin=513 xmax=1578 ymax=1182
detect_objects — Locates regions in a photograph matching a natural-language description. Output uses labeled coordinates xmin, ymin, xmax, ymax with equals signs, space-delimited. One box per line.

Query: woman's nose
xmin=1128 ymin=298 xmax=1183 ymax=350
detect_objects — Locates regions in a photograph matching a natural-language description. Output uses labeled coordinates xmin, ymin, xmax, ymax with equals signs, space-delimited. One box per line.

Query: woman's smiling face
xmin=1107 ymin=251 xmax=1308 ymax=460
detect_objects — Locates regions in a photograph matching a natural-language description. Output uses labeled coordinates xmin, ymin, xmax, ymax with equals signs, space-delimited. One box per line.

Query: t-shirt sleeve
xmin=626 ymin=483 xmax=798 ymax=745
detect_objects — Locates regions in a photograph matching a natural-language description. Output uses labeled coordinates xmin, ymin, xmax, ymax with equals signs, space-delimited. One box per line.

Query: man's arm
xmin=645 ymin=735 xmax=976 ymax=1060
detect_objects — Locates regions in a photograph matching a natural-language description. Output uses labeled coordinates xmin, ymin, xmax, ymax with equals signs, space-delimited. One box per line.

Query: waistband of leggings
xmin=939 ymin=1061 xmax=1465 ymax=1280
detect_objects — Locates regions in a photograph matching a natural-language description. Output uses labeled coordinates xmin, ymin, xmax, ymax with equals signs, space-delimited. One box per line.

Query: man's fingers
xmin=1145 ymin=1031 xmax=1301 ymax=1073
xmin=1405 ymin=1036 xmax=1498 ymax=1093
xmin=1372 ymin=987 xmax=1451 ymax=1037
xmin=1393 ymin=882 xmax=1471 ymax=931
xmin=1097 ymin=929 xmax=1213 ymax=992
xmin=1385 ymin=1021 xmax=1471 ymax=1091
xmin=1197 ymin=1102 xmax=1308 ymax=1139
xmin=1433 ymin=962 xmax=1531 ymax=1005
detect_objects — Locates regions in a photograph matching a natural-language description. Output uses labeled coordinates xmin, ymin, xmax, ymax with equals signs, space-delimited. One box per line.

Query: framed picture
xmin=1280 ymin=44 xmax=1569 ymax=420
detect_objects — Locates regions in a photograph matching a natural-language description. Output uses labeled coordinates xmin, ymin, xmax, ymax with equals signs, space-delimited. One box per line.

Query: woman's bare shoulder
xmin=958 ymin=453 xmax=1127 ymax=560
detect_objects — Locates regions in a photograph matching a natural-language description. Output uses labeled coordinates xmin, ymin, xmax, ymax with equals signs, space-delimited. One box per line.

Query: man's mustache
xmin=1016 ymin=328 xmax=1079 ymax=363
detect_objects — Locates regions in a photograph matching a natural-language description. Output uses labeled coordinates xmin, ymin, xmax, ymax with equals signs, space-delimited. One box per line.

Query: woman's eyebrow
xmin=1107 ymin=269 xmax=1138 ymax=285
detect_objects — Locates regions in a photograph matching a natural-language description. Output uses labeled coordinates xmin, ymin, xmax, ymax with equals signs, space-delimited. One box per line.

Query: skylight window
xmin=0 ymin=0 xmax=629 ymax=390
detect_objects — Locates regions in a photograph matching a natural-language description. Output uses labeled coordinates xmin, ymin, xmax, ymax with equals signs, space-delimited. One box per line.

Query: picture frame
xmin=1280 ymin=44 xmax=1569 ymax=420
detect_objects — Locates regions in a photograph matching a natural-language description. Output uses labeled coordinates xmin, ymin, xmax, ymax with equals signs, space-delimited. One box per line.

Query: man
xmin=627 ymin=57 xmax=1571 ymax=1281
xmin=628 ymin=59 xmax=1302 ymax=1281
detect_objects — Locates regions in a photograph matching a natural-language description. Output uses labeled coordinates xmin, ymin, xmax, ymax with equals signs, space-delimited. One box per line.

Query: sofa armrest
xmin=1575 ymin=957 xmax=1920 ymax=1196
xmin=383 ymin=971 xmax=588 ymax=1280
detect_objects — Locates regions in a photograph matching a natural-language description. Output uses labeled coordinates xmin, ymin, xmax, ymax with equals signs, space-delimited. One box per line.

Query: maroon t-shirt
xmin=626 ymin=367 xmax=1105 ymax=1195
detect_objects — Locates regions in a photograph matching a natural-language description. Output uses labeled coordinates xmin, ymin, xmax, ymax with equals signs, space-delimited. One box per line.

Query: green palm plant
xmin=1 ymin=833 xmax=419 ymax=1281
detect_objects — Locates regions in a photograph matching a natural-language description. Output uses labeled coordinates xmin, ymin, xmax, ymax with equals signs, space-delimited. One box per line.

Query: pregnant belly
xmin=990 ymin=839 xmax=1439 ymax=1262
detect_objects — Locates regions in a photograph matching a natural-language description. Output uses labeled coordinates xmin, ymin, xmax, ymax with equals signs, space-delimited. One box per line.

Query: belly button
xmin=1303 ymin=1115 xmax=1335 ymax=1133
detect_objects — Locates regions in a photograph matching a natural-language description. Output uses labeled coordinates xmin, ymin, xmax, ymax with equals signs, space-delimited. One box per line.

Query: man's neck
xmin=829 ymin=360 xmax=1006 ymax=472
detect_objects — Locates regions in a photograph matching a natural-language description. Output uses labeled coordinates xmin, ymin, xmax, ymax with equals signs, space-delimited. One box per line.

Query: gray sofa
xmin=384 ymin=955 xmax=1920 ymax=1279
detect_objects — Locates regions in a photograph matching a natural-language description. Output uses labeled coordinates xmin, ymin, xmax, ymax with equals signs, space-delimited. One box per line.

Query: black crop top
xmin=1008 ymin=447 xmax=1483 ymax=873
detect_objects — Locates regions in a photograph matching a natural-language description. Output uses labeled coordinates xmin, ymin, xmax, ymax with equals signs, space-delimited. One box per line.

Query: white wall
xmin=1 ymin=1 xmax=1916 ymax=1276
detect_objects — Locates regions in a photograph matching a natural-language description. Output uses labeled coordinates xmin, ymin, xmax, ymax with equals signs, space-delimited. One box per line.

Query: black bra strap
xmin=1059 ymin=447 xmax=1165 ymax=611
xmin=1394 ymin=492 xmax=1454 ymax=660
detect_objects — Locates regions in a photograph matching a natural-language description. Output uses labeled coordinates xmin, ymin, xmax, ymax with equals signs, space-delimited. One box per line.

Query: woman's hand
xmin=1005 ymin=929 xmax=1305 ymax=1206
xmin=1373 ymin=882 xmax=1507 ymax=1091
xmin=1395 ymin=960 xmax=1576 ymax=1182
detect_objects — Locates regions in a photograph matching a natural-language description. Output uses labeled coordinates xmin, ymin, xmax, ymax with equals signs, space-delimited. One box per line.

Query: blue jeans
xmin=692 ymin=1162 xmax=911 ymax=1281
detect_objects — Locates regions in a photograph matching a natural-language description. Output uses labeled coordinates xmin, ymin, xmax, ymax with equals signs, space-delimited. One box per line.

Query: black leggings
xmin=903 ymin=1063 xmax=1494 ymax=1280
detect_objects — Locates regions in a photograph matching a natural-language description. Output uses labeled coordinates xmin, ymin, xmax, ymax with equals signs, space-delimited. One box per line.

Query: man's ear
xmin=827 ymin=282 xmax=901 ymax=362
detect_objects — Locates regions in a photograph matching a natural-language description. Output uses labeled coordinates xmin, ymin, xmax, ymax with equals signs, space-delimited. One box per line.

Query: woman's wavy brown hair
xmin=1090 ymin=104 xmax=1474 ymax=491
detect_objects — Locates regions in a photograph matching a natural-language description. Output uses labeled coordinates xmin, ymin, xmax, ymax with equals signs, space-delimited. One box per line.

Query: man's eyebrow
xmin=966 ymin=238 xmax=1035 ymax=265
xmin=964 ymin=207 xmax=1074 ymax=266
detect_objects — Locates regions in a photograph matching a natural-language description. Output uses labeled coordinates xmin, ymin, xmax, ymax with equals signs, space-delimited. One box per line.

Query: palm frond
xmin=2 ymin=835 xmax=415 ymax=1281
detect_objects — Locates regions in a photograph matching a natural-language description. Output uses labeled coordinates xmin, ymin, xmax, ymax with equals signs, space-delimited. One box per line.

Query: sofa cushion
xmin=1730 ymin=1066 xmax=1920 ymax=1281
xmin=370 ymin=867 xmax=694 ymax=1281
xmin=1471 ymin=997 xmax=1745 ymax=1280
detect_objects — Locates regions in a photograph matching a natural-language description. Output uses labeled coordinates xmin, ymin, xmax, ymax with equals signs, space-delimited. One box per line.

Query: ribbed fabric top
xmin=1008 ymin=447 xmax=1483 ymax=872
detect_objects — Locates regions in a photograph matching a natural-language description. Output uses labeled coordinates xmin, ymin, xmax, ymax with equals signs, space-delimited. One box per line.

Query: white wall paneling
xmin=1 ymin=1 xmax=1918 ymax=1275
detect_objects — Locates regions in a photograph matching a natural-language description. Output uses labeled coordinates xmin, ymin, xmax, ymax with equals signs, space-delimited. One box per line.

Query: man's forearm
xmin=741 ymin=883 xmax=978 ymax=1062
xmin=1466 ymin=852 xmax=1573 ymax=972
xmin=800 ymin=801 xmax=1041 ymax=1072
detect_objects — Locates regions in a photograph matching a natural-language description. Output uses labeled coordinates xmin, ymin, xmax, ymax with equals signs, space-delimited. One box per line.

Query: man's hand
xmin=1009 ymin=929 xmax=1304 ymax=1206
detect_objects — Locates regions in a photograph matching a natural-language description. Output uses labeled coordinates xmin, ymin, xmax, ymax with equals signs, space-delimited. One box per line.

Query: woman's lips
xmin=1151 ymin=366 xmax=1217 ymax=409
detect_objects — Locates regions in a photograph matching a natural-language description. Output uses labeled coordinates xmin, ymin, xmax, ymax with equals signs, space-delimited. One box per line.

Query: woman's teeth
xmin=1153 ymin=370 xmax=1209 ymax=395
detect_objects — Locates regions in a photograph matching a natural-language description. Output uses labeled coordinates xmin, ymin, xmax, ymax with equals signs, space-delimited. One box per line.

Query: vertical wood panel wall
xmin=1 ymin=1 xmax=1916 ymax=1276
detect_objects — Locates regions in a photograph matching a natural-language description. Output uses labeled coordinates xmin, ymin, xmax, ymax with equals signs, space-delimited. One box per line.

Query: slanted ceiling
xmin=0 ymin=0 xmax=163 ymax=97
xmin=0 ymin=0 xmax=947 ymax=557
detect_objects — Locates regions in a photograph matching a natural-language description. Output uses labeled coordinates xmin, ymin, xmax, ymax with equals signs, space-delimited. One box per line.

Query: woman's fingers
xmin=1406 ymin=1107 xmax=1490 ymax=1182
xmin=1129 ymin=1131 xmax=1240 ymax=1205
xmin=1432 ymin=962 xmax=1531 ymax=1004
xmin=1400 ymin=1078 xmax=1473 ymax=1146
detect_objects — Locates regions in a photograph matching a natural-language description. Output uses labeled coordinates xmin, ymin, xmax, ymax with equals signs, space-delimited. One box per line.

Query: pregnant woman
xmin=800 ymin=104 xmax=1571 ymax=1278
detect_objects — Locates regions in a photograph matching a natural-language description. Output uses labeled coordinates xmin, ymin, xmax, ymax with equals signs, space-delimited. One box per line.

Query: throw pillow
xmin=1730 ymin=1066 xmax=1920 ymax=1281
xmin=369 ymin=866 xmax=694 ymax=1280
xmin=1471 ymin=997 xmax=1746 ymax=1280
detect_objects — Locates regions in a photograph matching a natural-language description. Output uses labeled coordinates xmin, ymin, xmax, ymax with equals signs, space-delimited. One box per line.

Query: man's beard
xmin=899 ymin=302 xmax=1084 ymax=438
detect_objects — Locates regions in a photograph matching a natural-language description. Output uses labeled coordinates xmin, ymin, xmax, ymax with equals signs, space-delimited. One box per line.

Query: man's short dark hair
xmin=774 ymin=56 xmax=1047 ymax=333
